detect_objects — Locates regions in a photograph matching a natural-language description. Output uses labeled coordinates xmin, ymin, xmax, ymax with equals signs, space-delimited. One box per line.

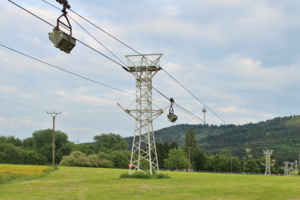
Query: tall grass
xmin=120 ymin=173 xmax=170 ymax=179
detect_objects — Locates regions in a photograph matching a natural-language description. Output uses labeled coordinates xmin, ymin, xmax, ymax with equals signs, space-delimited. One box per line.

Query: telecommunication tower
xmin=202 ymin=107 xmax=206 ymax=125
xmin=118 ymin=54 xmax=169 ymax=175
xmin=261 ymin=150 xmax=274 ymax=175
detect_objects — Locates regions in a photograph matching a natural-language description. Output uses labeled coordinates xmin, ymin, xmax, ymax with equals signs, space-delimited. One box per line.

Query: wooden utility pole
xmin=186 ymin=147 xmax=193 ymax=172
xmin=47 ymin=111 xmax=62 ymax=166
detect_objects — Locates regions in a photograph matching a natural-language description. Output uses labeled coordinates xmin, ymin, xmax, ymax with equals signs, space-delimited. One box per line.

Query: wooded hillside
xmin=123 ymin=115 xmax=300 ymax=165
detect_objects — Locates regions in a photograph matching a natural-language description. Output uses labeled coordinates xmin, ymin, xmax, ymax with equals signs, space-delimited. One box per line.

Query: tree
xmin=244 ymin=159 xmax=260 ymax=173
xmin=231 ymin=157 xmax=241 ymax=172
xmin=184 ymin=128 xmax=197 ymax=161
xmin=32 ymin=129 xmax=74 ymax=164
xmin=76 ymin=144 xmax=95 ymax=156
xmin=0 ymin=143 xmax=23 ymax=164
xmin=170 ymin=141 xmax=179 ymax=149
xmin=163 ymin=149 xmax=189 ymax=170
xmin=93 ymin=133 xmax=128 ymax=152
xmin=110 ymin=150 xmax=130 ymax=168
xmin=216 ymin=155 xmax=230 ymax=171
xmin=194 ymin=150 xmax=204 ymax=170
xmin=22 ymin=137 xmax=34 ymax=149
xmin=155 ymin=142 xmax=165 ymax=168
xmin=6 ymin=136 xmax=23 ymax=147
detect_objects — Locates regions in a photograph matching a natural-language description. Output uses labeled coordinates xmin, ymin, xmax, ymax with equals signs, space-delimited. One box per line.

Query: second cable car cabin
xmin=49 ymin=0 xmax=76 ymax=54
xmin=168 ymin=98 xmax=178 ymax=123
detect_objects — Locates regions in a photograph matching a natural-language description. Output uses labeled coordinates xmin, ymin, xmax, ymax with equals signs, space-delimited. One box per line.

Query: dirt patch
xmin=63 ymin=187 xmax=73 ymax=192
xmin=20 ymin=180 xmax=41 ymax=184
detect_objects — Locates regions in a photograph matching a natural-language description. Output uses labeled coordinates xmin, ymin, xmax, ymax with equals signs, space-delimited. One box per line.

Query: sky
xmin=1 ymin=0 xmax=300 ymax=143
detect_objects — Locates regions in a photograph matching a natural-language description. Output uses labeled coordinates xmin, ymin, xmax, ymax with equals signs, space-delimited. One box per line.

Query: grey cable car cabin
xmin=49 ymin=0 xmax=76 ymax=54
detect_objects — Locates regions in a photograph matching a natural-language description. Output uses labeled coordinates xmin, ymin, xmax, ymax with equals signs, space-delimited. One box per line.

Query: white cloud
xmin=1 ymin=0 xmax=300 ymax=142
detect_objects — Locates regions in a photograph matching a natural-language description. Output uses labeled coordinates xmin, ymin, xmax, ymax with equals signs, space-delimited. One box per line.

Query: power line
xmin=8 ymin=0 xmax=126 ymax=69
xmin=9 ymin=0 xmax=243 ymax=145
xmin=41 ymin=0 xmax=228 ymax=125
xmin=0 ymin=44 xmax=134 ymax=95
xmin=8 ymin=0 xmax=172 ymax=104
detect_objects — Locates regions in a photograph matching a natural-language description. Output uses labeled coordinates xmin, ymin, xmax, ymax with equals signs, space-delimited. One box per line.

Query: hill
xmin=123 ymin=115 xmax=300 ymax=166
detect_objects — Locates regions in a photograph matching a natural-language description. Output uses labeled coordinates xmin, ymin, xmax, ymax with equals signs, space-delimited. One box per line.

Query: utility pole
xmin=47 ymin=111 xmax=62 ymax=166
xmin=186 ymin=147 xmax=193 ymax=172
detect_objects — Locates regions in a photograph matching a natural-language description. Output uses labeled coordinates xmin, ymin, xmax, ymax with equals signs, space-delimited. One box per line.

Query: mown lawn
xmin=0 ymin=164 xmax=300 ymax=200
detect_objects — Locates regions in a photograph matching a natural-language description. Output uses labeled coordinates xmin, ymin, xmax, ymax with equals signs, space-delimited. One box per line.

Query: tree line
xmin=0 ymin=127 xmax=297 ymax=174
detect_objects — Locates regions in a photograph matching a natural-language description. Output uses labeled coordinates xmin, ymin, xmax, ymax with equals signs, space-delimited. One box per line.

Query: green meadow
xmin=1 ymin=165 xmax=300 ymax=200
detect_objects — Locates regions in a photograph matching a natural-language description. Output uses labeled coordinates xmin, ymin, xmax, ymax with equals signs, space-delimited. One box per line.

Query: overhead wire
xmin=8 ymin=0 xmax=248 ymax=146
xmin=41 ymin=0 xmax=228 ymax=125
xmin=8 ymin=0 xmax=172 ymax=104
xmin=0 ymin=44 xmax=134 ymax=96
xmin=0 ymin=99 xmax=105 ymax=133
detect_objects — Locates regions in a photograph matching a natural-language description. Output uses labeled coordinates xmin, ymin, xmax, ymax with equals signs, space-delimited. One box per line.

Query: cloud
xmin=1 ymin=0 xmax=300 ymax=142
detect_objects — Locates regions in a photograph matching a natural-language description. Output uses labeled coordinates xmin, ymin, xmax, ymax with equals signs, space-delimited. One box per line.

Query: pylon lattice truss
xmin=260 ymin=150 xmax=275 ymax=175
xmin=118 ymin=54 xmax=169 ymax=175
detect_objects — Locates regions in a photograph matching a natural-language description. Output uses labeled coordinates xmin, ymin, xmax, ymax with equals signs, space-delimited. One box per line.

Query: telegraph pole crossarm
xmin=47 ymin=111 xmax=62 ymax=166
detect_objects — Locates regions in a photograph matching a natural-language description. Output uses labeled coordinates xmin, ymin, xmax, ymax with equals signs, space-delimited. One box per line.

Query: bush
xmin=59 ymin=151 xmax=114 ymax=168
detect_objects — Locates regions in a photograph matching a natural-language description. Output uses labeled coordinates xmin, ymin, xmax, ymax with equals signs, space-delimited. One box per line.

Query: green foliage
xmin=59 ymin=151 xmax=112 ymax=168
xmin=109 ymin=150 xmax=130 ymax=168
xmin=22 ymin=137 xmax=34 ymax=150
xmin=32 ymin=129 xmax=74 ymax=164
xmin=94 ymin=133 xmax=128 ymax=153
xmin=123 ymin=115 xmax=300 ymax=166
xmin=119 ymin=173 xmax=170 ymax=179
xmin=244 ymin=159 xmax=260 ymax=173
xmin=0 ymin=143 xmax=23 ymax=164
xmin=0 ymin=143 xmax=46 ymax=165
xmin=164 ymin=148 xmax=189 ymax=170
xmin=76 ymin=144 xmax=94 ymax=156
xmin=184 ymin=128 xmax=197 ymax=161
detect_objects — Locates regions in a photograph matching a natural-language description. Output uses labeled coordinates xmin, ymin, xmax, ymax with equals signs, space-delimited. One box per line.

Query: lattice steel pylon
xmin=118 ymin=54 xmax=169 ymax=175
xmin=261 ymin=150 xmax=274 ymax=175
xmin=284 ymin=161 xmax=290 ymax=176
xmin=294 ymin=160 xmax=298 ymax=171
xmin=290 ymin=162 xmax=294 ymax=175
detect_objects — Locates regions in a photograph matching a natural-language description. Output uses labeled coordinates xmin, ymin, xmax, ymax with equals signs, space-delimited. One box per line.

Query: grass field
xmin=1 ymin=164 xmax=300 ymax=200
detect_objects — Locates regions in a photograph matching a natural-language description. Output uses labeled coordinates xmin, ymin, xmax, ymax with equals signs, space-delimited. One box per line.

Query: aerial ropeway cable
xmin=41 ymin=0 xmax=227 ymax=125
xmin=4 ymin=1 xmax=254 ymax=147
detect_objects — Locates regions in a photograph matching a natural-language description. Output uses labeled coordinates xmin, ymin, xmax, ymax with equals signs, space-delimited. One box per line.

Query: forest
xmin=124 ymin=115 xmax=300 ymax=166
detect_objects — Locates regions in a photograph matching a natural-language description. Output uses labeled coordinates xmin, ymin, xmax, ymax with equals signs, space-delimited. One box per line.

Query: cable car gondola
xmin=48 ymin=0 xmax=76 ymax=54
xmin=167 ymin=98 xmax=178 ymax=123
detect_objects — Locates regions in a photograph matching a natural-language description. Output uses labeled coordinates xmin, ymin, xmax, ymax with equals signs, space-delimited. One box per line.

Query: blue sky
xmin=1 ymin=0 xmax=300 ymax=143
